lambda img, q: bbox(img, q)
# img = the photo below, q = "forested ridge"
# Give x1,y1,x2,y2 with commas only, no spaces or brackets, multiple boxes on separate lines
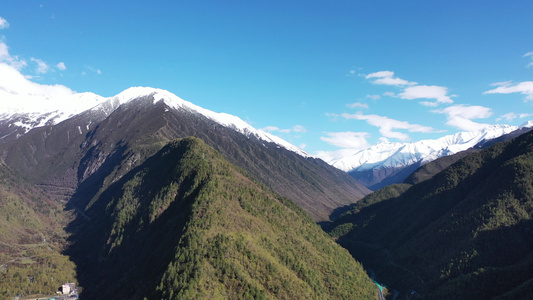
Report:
329,130,533,299
69,137,376,299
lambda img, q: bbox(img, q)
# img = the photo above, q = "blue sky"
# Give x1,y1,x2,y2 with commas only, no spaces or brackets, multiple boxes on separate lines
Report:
1,1,532,157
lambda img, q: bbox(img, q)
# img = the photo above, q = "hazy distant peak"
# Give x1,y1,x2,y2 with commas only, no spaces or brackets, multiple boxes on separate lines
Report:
520,120,533,128
327,124,524,172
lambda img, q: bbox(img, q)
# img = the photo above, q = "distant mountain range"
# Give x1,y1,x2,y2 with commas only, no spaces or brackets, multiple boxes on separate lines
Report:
324,122,533,190
328,129,533,299
2,83,532,298
3,85,530,196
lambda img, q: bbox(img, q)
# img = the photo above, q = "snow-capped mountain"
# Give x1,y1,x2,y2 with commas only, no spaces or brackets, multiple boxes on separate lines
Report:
328,124,528,172
0,86,309,158
0,86,368,221
324,122,533,190
0,92,106,134
110,87,310,157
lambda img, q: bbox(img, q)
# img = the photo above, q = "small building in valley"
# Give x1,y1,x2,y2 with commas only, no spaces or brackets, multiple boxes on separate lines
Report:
59,282,76,295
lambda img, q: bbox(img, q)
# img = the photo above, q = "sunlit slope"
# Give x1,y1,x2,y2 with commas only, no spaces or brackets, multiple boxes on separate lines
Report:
0,160,76,297
71,137,376,299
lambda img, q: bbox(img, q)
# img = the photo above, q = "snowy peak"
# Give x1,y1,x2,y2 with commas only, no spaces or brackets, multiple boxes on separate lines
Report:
0,90,106,134
328,124,522,172
520,120,533,129
110,87,311,158
0,86,310,158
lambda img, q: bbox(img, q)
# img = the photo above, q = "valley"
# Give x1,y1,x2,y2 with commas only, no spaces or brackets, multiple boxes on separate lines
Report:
1,2,532,299
328,129,533,299
0,87,532,299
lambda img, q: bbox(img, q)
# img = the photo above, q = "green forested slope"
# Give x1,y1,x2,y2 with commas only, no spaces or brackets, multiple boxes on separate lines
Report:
0,160,76,298
71,137,376,299
329,130,533,299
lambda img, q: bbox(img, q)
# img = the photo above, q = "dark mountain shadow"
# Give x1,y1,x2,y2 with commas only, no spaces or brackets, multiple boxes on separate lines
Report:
65,142,128,211
431,219,533,300
65,142,200,299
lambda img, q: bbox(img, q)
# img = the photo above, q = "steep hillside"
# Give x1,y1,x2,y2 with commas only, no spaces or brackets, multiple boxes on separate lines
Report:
68,137,377,299
403,148,479,185
0,160,76,297
329,130,533,299
0,90,369,221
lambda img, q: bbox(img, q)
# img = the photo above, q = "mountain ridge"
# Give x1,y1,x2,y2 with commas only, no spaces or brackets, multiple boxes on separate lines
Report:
0,86,310,158
324,123,533,190
69,137,377,299
328,123,531,172
0,90,369,221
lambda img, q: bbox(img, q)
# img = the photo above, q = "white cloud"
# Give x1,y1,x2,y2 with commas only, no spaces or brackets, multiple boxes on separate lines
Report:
524,51,533,68
340,112,435,141
497,112,533,121
292,125,307,133
490,81,512,87
320,131,370,149
30,57,50,74
261,125,307,134
433,104,492,131
56,62,66,71
497,112,518,122
419,101,439,107
85,65,102,75
0,42,27,70
364,70,454,106
399,85,454,106
346,69,356,76
262,126,280,132
366,71,417,86
0,62,77,113
325,112,340,121
483,81,533,102
366,94,381,100
0,17,9,29
0,63,74,96
315,148,362,164
346,102,369,109
316,132,373,163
